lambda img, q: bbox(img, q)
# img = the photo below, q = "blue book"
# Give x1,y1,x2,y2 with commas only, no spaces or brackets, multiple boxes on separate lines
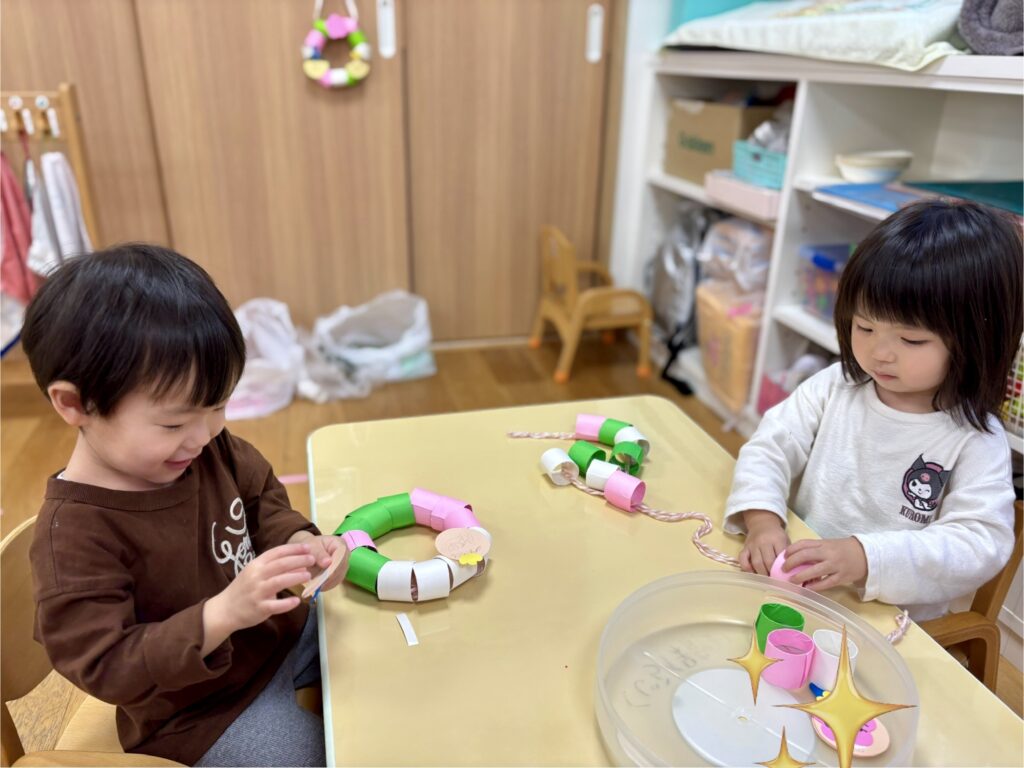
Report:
815,184,924,213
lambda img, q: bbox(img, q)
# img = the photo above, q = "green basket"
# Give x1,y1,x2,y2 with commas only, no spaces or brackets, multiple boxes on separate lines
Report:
733,140,787,190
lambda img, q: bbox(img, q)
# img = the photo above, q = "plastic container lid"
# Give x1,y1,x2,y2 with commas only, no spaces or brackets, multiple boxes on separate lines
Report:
595,570,918,766
798,243,854,274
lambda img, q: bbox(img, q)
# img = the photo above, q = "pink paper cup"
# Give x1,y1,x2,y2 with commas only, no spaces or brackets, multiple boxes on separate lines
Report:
575,413,606,442
604,470,645,511
762,628,814,690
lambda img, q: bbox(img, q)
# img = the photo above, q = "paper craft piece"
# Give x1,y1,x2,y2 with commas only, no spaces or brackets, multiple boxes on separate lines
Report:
611,441,644,476
575,413,606,441
762,628,814,690
413,558,452,601
435,527,491,561
809,629,859,691
812,710,891,758
396,612,419,646
598,417,632,446
333,489,491,602
755,603,805,652
377,559,416,601
585,458,619,491
613,425,650,458
301,545,349,599
302,11,371,89
541,447,579,485
604,470,646,511
568,440,606,474
770,550,813,584
436,554,484,589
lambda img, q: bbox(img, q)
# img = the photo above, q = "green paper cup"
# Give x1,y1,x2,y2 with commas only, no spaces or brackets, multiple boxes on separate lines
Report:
378,492,416,529
568,440,606,475
755,602,805,652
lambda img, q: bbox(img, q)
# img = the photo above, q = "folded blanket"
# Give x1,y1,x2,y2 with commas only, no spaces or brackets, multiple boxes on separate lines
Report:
959,0,1023,55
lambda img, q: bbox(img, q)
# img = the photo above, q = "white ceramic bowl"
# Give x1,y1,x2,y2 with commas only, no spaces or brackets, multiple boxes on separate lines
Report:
835,150,913,184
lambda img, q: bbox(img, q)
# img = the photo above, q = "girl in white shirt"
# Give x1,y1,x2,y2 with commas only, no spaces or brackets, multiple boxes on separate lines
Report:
725,199,1022,619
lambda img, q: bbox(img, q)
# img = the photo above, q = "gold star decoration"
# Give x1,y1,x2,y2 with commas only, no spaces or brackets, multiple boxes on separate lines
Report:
757,727,814,768
776,625,914,768
728,628,779,705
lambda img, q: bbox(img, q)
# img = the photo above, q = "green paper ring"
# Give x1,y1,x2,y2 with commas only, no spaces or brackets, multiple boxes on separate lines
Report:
598,418,632,446
568,440,606,475
611,441,644,476
346,546,389,592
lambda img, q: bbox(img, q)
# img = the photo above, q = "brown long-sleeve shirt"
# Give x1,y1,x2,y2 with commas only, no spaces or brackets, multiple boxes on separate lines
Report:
30,430,319,765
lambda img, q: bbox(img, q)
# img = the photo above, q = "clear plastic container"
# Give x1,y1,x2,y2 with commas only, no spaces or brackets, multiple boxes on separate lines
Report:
595,571,919,766
798,243,853,322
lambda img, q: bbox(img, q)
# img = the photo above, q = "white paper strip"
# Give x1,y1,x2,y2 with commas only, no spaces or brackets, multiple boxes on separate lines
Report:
614,426,650,458
585,458,619,491
396,613,419,646
435,555,479,589
541,447,578,485
377,560,415,602
470,526,492,544
413,558,452,601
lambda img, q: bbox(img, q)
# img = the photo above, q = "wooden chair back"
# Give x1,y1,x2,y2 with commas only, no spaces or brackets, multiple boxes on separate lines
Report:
1,516,52,765
972,499,1024,622
539,225,578,312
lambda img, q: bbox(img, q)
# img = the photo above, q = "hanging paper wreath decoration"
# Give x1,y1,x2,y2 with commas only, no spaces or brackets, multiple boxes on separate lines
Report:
302,13,371,88
333,489,491,602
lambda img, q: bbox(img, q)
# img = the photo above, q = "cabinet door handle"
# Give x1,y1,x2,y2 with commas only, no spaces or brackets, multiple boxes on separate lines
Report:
377,0,396,59
586,3,604,63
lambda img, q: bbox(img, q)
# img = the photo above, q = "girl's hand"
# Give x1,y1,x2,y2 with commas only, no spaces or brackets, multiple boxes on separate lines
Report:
739,510,790,575
209,543,314,633
783,537,868,592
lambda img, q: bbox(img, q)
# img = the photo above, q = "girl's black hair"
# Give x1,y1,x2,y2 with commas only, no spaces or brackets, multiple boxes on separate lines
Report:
22,244,246,416
834,199,1023,432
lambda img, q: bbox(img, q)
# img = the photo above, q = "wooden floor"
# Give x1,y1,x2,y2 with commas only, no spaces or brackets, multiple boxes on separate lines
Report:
2,340,1021,754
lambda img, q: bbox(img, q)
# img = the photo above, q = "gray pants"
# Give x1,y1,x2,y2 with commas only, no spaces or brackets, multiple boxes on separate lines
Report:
197,609,325,767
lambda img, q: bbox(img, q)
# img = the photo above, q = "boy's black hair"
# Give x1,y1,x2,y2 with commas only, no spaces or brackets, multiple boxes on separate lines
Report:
21,244,246,416
834,199,1023,432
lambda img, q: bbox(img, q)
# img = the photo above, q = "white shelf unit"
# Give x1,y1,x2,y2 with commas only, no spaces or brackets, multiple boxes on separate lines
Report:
609,33,1023,450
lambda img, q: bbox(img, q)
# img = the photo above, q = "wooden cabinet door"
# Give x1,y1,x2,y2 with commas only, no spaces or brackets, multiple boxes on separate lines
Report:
136,0,409,325
1,0,169,245
406,0,611,339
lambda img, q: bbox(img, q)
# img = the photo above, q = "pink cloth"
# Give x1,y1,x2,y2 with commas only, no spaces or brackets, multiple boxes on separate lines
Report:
1,152,39,303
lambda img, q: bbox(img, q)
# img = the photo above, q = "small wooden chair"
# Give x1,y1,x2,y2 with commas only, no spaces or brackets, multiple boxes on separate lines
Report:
919,499,1024,692
528,226,653,383
2,517,182,767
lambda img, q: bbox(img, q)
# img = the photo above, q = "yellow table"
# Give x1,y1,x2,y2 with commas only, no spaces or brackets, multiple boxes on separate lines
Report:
308,396,1022,766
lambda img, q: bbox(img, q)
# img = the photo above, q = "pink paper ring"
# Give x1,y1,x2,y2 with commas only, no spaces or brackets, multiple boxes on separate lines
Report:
441,507,481,531
411,487,442,526
341,530,376,552
304,29,327,51
603,470,645,512
763,627,814,689
770,549,813,583
429,497,475,532
575,413,606,442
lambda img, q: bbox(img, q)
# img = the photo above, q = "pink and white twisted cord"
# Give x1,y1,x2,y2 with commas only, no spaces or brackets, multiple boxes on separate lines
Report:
886,610,911,644
563,472,741,568
507,430,577,440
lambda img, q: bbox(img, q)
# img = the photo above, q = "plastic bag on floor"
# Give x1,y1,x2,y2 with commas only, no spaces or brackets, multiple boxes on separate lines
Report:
226,299,303,420
311,290,436,387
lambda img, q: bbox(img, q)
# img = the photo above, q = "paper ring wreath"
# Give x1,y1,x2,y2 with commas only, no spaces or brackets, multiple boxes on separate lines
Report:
302,13,371,88
333,489,490,602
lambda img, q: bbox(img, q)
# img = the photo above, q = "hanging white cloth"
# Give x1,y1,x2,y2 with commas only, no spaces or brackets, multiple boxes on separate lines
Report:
27,152,93,276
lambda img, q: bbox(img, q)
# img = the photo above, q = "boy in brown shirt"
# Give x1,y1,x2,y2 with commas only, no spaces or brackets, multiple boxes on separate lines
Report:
22,244,347,766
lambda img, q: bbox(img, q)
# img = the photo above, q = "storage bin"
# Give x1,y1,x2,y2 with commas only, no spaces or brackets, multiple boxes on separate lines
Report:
696,280,762,413
664,100,774,184
705,171,781,221
1001,336,1024,438
798,243,854,321
733,140,787,190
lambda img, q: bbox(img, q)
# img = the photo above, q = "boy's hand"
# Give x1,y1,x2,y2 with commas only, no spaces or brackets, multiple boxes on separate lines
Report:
739,509,789,576
206,543,314,640
306,535,349,593
783,537,867,592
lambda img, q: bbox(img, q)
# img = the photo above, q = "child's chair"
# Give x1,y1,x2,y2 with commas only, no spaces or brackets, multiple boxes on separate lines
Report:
919,499,1024,692
529,226,652,383
1,517,183,767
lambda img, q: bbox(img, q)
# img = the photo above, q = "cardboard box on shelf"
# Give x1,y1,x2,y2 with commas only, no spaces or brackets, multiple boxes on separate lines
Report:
664,99,774,185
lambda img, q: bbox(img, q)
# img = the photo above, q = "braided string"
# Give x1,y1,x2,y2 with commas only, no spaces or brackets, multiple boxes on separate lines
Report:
507,430,577,440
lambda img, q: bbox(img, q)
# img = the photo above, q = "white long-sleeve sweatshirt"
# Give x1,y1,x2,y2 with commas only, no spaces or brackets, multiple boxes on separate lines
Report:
724,363,1015,621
